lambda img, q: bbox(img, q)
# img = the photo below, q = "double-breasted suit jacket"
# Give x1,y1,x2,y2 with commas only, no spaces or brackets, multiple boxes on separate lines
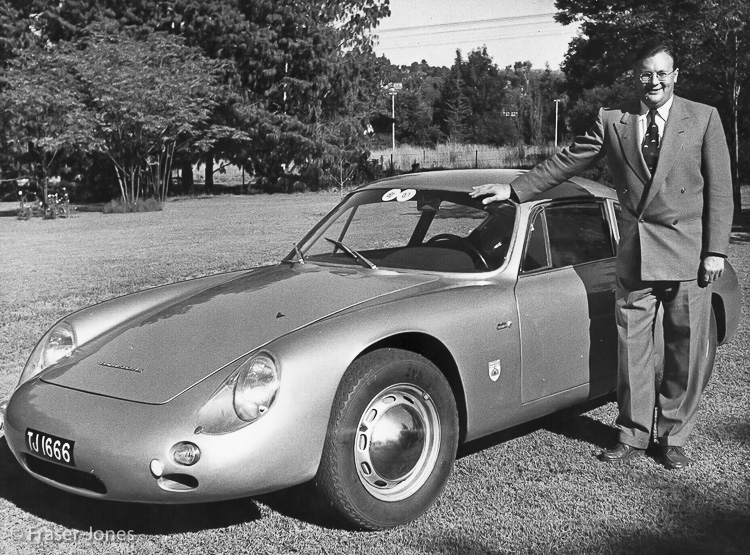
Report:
509,95,734,282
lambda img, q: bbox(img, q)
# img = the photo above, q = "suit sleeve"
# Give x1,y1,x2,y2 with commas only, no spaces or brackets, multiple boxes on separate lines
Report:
701,108,734,257
510,107,608,202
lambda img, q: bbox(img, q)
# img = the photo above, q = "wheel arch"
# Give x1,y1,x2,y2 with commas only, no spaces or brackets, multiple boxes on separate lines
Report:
358,333,468,445
711,292,727,344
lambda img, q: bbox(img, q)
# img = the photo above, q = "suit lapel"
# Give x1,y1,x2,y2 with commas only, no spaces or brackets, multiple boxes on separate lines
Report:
614,102,651,186
642,96,692,210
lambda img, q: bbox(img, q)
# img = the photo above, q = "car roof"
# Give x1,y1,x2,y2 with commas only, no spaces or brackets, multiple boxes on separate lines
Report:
358,169,617,202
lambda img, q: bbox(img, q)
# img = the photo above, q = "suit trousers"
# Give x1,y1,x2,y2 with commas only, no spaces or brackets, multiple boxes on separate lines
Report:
614,275,713,448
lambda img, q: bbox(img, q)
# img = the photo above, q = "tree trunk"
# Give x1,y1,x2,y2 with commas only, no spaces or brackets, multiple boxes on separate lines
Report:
205,151,214,195
731,86,741,226
730,51,741,226
181,156,194,196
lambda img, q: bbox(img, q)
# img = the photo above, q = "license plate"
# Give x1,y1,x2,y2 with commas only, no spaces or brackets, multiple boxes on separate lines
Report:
26,428,75,467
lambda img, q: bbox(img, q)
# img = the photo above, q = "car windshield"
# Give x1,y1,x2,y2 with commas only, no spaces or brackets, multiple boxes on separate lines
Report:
293,187,517,273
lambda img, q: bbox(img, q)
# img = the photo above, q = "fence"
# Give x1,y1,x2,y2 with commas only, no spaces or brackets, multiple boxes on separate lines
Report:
370,144,559,173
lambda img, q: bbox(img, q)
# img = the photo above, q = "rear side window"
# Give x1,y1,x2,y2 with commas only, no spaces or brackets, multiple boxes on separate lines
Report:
546,202,615,267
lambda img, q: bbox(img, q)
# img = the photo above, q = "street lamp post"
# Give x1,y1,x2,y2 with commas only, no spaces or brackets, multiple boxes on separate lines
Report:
385,82,402,161
390,89,396,152
553,99,561,149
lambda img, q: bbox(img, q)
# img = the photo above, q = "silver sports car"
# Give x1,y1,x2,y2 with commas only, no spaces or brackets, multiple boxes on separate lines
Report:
0,169,740,530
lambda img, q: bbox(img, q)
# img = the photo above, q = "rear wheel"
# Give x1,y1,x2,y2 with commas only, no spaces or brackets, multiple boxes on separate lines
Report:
315,348,459,530
702,307,718,389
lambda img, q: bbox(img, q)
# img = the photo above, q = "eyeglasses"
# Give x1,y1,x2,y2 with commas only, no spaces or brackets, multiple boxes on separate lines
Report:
638,69,678,83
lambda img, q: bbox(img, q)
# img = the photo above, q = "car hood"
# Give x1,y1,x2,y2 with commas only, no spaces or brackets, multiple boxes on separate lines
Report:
41,264,439,404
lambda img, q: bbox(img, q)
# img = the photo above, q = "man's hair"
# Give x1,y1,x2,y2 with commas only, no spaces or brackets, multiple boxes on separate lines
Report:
632,41,677,67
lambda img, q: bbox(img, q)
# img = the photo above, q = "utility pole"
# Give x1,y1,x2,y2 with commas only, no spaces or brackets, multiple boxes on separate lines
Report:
554,99,561,149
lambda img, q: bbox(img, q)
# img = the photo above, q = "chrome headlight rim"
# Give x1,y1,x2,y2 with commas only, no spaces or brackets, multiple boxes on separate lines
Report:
195,351,281,435
233,352,280,422
17,321,77,389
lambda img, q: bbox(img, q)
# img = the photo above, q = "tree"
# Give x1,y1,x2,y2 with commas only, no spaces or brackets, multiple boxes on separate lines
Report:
3,0,392,193
687,0,750,222
0,0,29,67
364,57,448,148
227,0,391,188
0,44,93,193
463,48,517,145
437,50,486,143
1,22,235,207
433,49,547,147
74,25,233,205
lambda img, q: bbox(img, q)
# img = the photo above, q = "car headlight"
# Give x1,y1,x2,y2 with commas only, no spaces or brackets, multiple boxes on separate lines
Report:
233,353,280,421
17,322,77,389
195,352,280,435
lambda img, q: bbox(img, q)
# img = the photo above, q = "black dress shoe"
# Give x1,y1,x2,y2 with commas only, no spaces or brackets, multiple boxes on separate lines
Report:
598,442,645,463
660,446,690,470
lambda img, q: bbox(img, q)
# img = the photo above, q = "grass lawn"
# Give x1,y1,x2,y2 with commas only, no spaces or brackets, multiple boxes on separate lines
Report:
0,190,748,555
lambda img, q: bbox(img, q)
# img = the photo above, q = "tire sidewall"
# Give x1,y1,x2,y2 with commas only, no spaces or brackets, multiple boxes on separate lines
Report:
321,349,458,529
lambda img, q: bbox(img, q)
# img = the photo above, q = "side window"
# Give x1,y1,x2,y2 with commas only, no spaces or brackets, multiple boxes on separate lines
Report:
522,210,550,272
545,202,615,267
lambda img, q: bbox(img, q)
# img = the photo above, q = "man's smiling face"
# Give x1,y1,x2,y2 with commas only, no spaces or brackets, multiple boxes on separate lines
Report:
635,51,678,109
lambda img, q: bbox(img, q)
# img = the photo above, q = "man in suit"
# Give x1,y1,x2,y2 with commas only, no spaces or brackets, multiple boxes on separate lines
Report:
470,41,733,469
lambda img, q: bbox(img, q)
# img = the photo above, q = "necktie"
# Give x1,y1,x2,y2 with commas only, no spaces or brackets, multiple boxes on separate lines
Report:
642,109,660,175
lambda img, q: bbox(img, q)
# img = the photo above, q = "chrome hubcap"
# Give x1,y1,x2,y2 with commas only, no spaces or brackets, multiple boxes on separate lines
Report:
354,383,440,501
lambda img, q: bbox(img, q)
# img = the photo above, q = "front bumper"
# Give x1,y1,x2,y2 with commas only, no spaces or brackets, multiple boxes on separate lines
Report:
3,375,330,504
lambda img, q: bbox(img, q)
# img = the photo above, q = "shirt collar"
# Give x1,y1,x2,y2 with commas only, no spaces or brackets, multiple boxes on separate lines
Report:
640,95,674,121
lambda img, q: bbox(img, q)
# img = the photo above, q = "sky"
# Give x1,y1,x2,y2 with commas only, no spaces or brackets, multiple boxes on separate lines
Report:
371,0,580,70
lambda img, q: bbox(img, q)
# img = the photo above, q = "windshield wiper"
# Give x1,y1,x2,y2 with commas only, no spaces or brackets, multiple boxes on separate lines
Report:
293,243,305,264
325,237,378,270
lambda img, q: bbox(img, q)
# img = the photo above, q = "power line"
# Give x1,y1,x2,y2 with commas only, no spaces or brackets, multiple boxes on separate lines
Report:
377,21,563,40
380,28,575,52
379,25,574,49
372,12,577,66
375,13,558,35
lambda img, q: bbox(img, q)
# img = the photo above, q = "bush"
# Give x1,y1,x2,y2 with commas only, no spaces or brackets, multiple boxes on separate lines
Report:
103,197,163,213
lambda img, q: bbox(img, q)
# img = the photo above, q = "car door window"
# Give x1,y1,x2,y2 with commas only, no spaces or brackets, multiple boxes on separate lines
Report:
522,210,550,272
545,202,615,267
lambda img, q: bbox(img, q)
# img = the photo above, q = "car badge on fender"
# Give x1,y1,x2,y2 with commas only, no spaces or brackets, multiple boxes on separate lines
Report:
99,361,143,373
488,359,501,382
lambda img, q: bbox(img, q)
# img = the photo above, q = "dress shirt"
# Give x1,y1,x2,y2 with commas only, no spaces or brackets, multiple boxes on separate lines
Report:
638,95,674,144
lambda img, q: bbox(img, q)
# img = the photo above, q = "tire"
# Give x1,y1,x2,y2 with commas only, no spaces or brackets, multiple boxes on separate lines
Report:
315,348,459,530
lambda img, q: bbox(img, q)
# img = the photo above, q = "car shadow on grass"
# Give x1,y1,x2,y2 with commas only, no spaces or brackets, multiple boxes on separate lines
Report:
255,482,352,530
458,397,618,459
259,401,622,531
0,438,261,534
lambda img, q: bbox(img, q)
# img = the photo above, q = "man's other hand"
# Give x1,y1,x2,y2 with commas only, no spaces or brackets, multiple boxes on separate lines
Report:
699,255,725,287
470,183,512,204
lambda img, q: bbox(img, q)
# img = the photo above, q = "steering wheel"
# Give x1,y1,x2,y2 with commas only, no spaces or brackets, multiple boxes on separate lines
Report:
425,233,489,270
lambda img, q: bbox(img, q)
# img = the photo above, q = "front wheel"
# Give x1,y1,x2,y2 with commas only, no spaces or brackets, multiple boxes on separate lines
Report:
315,348,459,530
